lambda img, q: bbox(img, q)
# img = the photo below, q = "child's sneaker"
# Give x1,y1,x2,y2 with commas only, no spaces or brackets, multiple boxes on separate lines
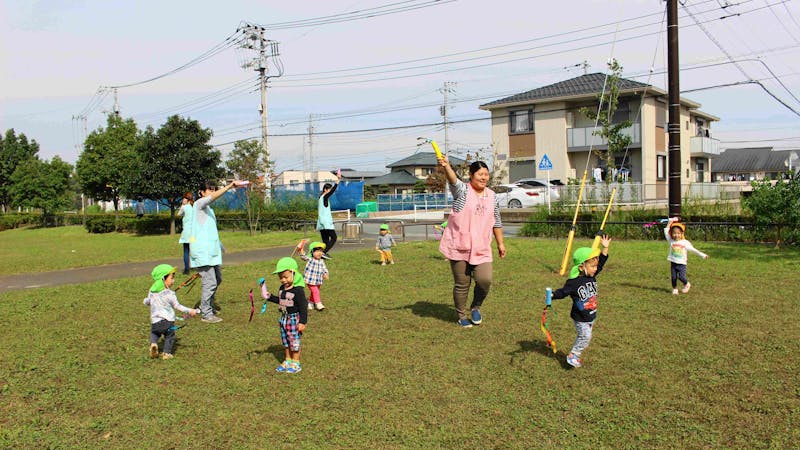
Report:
458,318,473,328
162,353,174,360
285,363,302,374
276,361,289,372
672,289,679,295
566,353,582,368
681,282,691,294
316,303,325,311
308,303,314,310
390,260,394,264
149,343,159,359
381,262,386,266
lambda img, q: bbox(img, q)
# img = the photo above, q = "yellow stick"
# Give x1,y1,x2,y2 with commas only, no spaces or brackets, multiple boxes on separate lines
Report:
592,187,617,251
559,170,588,275
430,140,443,160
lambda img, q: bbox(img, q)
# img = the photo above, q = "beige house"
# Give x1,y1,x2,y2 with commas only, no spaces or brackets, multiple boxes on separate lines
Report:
479,73,720,202
273,170,338,186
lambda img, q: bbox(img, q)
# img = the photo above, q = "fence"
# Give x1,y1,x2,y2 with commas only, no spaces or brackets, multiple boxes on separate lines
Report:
555,182,751,206
375,193,450,211
273,181,364,211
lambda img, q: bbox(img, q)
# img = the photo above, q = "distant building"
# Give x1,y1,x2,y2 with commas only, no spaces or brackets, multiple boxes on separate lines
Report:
273,170,337,186
365,152,466,195
711,147,799,182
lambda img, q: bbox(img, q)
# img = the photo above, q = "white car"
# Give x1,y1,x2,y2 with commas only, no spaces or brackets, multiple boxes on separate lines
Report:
512,178,562,201
492,184,544,208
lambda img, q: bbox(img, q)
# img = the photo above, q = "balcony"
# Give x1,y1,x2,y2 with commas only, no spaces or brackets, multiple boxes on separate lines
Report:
690,136,720,157
567,123,641,151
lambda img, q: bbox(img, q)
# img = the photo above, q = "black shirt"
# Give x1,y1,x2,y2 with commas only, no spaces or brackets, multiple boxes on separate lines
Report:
552,253,608,322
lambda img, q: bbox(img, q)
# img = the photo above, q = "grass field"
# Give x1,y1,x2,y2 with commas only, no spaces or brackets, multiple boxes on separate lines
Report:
0,226,305,275
1,234,798,448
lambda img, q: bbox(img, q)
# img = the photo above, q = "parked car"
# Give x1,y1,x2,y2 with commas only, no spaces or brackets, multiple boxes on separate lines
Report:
511,178,561,200
493,184,544,208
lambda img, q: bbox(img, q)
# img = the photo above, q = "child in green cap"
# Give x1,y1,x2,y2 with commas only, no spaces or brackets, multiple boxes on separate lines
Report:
375,223,396,265
143,264,199,360
551,235,611,368
259,257,309,373
299,241,329,310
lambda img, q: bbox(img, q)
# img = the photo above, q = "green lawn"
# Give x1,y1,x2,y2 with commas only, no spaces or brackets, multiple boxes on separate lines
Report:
1,237,798,448
0,226,305,275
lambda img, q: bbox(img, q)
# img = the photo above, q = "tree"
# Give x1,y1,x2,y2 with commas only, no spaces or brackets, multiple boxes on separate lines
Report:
8,156,73,218
0,129,40,212
580,59,633,183
126,115,224,234
225,139,270,235
742,172,800,247
75,114,140,215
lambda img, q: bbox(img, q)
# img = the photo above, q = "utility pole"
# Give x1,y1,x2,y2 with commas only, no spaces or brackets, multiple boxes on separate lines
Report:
239,24,282,199
439,81,456,157
112,88,120,117
307,114,315,182
667,0,682,219
582,60,590,75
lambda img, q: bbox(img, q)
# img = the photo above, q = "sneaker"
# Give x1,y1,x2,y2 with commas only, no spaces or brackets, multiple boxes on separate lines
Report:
285,363,302,374
316,303,325,311
681,282,691,294
672,289,679,295
390,260,394,265
470,309,482,325
381,262,386,266
458,318,473,328
308,304,314,310
162,353,174,360
201,315,223,324
149,343,159,359
276,361,289,373
566,353,582,368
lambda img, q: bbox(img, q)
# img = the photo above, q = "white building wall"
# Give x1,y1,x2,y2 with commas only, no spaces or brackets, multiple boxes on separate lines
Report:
534,101,568,181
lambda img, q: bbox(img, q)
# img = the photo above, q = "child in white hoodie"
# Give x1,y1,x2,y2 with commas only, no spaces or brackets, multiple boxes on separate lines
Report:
664,218,709,295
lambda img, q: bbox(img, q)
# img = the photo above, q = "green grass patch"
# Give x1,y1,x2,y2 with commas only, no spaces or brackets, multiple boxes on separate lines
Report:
0,226,304,275
1,239,799,448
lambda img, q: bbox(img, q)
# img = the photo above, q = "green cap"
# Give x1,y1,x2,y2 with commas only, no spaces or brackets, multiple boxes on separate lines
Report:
150,264,176,292
309,241,326,251
380,224,389,230
272,257,305,288
569,247,601,279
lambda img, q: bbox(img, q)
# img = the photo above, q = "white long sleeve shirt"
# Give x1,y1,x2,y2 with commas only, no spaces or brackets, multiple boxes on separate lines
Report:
143,289,196,324
664,227,707,265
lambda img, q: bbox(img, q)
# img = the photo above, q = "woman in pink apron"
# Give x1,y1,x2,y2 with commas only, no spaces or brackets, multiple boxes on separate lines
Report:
438,157,506,328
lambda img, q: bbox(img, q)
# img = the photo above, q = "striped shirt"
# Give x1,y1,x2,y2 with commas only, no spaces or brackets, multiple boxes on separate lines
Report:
449,180,502,228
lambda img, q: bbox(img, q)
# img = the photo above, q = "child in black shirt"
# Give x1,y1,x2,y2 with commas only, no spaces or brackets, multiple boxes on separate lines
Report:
260,257,309,374
552,235,611,368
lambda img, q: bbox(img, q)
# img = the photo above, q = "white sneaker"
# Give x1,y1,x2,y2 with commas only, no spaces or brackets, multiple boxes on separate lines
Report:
381,262,386,266
308,304,314,310
316,303,325,311
201,315,223,323
390,260,394,265
682,283,691,294
672,289,679,295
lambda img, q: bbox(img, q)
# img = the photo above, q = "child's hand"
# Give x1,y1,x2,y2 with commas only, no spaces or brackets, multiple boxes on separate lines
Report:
258,277,265,286
600,234,612,248
188,309,198,317
704,255,709,260
298,323,306,333
323,273,329,280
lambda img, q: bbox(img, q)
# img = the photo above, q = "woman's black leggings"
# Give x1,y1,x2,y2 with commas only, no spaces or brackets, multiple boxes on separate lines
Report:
320,229,337,253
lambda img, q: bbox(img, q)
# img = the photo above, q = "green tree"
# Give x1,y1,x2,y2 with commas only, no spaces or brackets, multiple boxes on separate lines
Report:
225,139,270,235
8,156,73,218
742,172,800,247
580,59,633,183
0,129,40,212
75,114,140,215
126,115,224,234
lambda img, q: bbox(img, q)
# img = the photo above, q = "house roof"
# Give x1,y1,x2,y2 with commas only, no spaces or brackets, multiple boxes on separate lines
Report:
712,147,798,173
340,170,384,179
364,170,419,186
387,152,466,168
479,72,708,112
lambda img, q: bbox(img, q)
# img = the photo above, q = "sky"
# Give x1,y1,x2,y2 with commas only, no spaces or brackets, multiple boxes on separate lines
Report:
2,0,799,175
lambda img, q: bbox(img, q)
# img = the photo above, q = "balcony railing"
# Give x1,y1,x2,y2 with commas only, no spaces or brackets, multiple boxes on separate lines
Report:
690,136,721,157
567,123,641,149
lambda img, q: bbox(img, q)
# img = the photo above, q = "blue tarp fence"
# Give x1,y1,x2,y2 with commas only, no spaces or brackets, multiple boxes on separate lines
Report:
273,181,364,211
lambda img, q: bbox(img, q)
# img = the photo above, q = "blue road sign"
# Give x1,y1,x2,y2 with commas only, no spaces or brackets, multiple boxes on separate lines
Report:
538,154,553,171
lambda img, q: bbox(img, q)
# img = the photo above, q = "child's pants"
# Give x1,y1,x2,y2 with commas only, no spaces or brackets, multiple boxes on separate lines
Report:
670,262,688,288
571,320,594,357
150,319,177,354
308,284,322,305
449,260,492,320
378,249,394,263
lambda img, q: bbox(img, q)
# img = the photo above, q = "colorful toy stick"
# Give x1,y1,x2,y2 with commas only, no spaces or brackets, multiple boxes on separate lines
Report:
259,278,268,314
559,169,588,275
430,140,443,160
540,287,557,353
248,289,255,323
290,239,307,257
174,273,200,292
591,187,617,251
336,168,341,177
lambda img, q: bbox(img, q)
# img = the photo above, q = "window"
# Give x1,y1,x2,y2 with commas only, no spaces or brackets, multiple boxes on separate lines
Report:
657,155,666,180
510,109,534,134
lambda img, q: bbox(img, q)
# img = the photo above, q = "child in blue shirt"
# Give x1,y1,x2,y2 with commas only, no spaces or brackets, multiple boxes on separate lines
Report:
552,235,611,368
